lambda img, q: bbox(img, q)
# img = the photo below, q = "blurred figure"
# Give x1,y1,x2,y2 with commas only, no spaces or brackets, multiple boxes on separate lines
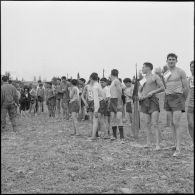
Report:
37,83,45,113
187,61,194,147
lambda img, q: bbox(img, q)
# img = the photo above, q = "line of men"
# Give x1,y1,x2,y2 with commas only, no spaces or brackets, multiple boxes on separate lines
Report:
1,53,194,157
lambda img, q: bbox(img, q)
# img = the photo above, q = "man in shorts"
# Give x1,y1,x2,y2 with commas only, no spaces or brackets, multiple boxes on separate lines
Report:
123,78,134,134
100,77,111,138
109,69,124,142
61,76,70,120
78,78,87,120
164,53,188,156
69,79,80,135
139,62,165,150
89,73,107,141
55,78,63,118
187,61,194,147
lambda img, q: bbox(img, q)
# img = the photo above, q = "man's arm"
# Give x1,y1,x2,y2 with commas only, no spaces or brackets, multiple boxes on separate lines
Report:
93,86,100,113
81,86,88,106
146,75,165,98
180,70,189,100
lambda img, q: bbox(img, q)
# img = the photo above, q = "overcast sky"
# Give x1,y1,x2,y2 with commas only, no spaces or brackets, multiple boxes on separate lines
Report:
1,1,194,81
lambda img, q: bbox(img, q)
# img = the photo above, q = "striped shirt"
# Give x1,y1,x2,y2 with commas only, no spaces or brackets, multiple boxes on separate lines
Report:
188,76,194,108
165,67,186,95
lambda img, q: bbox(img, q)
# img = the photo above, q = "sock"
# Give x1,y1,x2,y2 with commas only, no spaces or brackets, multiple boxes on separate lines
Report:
118,126,124,139
112,126,117,138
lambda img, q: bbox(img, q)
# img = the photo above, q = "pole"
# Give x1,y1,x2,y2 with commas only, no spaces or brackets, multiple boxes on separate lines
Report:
132,63,140,139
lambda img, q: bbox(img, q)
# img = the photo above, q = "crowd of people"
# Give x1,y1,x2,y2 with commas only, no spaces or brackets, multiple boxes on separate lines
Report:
1,53,194,157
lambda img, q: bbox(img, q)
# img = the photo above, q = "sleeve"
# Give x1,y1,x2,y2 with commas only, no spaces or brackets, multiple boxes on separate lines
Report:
93,86,100,112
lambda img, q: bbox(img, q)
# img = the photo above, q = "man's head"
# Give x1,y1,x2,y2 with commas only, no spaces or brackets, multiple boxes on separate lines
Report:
61,76,66,82
89,73,98,85
39,83,43,88
190,61,194,76
100,77,107,88
38,80,42,84
2,75,9,82
166,53,178,68
123,78,132,87
56,78,61,84
142,62,153,74
66,79,72,87
70,79,78,86
111,69,119,81
47,82,52,88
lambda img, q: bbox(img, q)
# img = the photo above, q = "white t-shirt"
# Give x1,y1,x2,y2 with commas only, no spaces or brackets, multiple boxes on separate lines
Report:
102,86,111,100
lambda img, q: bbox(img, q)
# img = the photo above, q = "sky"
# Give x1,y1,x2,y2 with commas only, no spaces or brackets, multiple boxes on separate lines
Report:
1,1,194,81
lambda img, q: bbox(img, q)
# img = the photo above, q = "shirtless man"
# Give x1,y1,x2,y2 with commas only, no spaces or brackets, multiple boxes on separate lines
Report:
187,61,194,147
109,69,124,142
163,53,188,156
139,62,165,150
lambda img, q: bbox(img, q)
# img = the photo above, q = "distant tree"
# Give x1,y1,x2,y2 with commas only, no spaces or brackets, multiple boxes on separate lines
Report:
22,77,24,82
33,76,36,82
15,77,18,81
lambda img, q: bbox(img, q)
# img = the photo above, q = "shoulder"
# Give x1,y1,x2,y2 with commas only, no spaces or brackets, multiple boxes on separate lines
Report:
176,67,186,75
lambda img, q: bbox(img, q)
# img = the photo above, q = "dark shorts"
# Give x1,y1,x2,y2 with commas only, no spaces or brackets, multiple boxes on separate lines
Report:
140,96,160,114
104,100,111,116
70,101,80,113
126,102,132,113
98,100,107,114
164,93,185,112
87,100,94,113
109,98,123,113
187,106,194,114
56,93,63,100
37,96,44,102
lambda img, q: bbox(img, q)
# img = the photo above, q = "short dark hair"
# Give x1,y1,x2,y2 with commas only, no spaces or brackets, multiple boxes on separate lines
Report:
167,53,178,60
67,79,72,82
100,77,107,82
8,80,12,84
71,79,78,86
123,78,131,83
190,61,194,67
47,82,52,86
38,80,42,83
2,76,9,82
111,69,119,77
56,78,61,81
119,78,122,83
61,76,66,80
79,78,86,83
90,73,98,81
144,62,153,70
